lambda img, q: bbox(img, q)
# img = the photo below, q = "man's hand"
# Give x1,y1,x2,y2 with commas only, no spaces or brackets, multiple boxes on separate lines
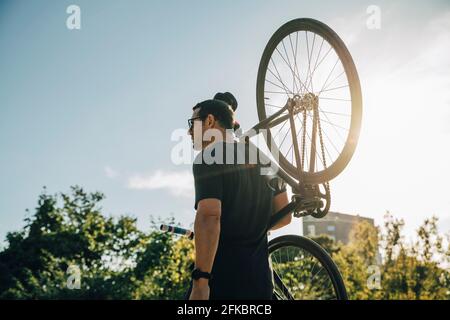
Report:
189,280,210,300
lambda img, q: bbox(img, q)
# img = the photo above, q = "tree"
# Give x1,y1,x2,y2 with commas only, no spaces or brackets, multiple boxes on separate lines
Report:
1,186,449,300
380,213,449,299
331,220,380,299
0,186,147,299
0,186,194,300
132,220,194,299
331,212,450,300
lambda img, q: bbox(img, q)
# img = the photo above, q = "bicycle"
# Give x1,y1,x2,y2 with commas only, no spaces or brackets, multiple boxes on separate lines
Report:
163,18,362,300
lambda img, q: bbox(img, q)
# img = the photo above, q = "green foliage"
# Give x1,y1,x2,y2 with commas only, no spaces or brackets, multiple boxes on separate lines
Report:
1,186,448,300
272,255,336,300
132,218,194,299
0,186,193,299
379,213,450,299
331,220,381,299
330,211,450,300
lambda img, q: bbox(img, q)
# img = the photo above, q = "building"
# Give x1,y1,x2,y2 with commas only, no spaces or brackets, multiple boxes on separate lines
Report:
302,211,375,245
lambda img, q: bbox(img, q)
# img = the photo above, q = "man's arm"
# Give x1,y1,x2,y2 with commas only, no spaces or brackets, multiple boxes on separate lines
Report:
190,198,221,300
270,191,292,231
194,198,221,272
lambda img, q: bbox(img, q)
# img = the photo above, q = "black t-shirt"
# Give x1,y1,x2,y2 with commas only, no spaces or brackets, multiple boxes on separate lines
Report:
193,140,285,299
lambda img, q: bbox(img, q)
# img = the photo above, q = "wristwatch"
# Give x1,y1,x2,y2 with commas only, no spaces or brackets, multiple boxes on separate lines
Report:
191,268,213,281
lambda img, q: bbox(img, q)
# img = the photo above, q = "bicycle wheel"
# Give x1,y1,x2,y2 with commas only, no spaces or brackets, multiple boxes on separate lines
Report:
268,235,348,300
257,18,362,184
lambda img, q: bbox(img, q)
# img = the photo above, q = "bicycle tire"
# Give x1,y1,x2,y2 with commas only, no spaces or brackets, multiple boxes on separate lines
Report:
268,235,348,300
257,18,362,184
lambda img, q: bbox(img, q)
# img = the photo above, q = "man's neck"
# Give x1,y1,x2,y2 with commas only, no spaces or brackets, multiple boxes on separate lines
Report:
203,129,235,150
212,129,235,144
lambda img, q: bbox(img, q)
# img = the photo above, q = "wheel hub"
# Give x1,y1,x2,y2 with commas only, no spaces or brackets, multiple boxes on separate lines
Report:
293,93,318,112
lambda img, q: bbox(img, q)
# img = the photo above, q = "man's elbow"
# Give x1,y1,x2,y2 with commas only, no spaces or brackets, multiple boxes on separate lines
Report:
195,211,221,236
195,198,222,225
196,206,221,220
197,212,221,225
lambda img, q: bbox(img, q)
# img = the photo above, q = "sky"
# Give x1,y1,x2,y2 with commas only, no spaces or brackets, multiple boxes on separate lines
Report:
1,0,449,245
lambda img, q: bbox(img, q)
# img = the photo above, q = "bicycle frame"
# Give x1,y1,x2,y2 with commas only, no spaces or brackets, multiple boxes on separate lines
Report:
236,98,322,229
237,97,320,189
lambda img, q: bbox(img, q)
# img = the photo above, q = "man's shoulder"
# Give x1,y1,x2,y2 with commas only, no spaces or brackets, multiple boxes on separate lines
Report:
193,141,233,165
193,140,269,169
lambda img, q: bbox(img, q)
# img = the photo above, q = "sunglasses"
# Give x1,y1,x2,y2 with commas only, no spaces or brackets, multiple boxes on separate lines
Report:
187,116,204,130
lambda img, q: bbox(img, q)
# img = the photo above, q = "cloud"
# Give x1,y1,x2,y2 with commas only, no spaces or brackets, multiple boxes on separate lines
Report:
438,216,450,234
127,170,194,198
104,165,119,179
403,11,450,74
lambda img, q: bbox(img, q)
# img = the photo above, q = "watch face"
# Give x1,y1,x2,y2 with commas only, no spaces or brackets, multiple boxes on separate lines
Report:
192,269,200,279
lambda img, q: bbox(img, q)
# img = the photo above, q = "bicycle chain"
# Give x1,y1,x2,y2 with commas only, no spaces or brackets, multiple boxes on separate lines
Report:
293,102,330,218
315,106,331,202
301,110,307,172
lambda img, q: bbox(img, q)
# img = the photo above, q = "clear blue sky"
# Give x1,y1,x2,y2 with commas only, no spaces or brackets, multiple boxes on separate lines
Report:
1,0,449,244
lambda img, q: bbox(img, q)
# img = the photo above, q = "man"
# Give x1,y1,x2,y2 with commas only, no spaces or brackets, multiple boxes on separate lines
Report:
186,96,292,300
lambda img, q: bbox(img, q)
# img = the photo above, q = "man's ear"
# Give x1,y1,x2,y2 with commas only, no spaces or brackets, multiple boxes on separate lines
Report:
205,114,215,128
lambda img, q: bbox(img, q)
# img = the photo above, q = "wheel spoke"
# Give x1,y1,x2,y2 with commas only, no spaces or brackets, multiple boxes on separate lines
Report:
281,39,299,94
319,122,342,155
269,57,295,93
270,242,342,300
308,111,347,149
319,97,351,102
278,125,291,150
318,108,347,145
314,113,349,131
317,58,340,96
316,70,346,95
306,32,316,92
273,119,289,140
266,103,284,109
288,33,302,95
307,45,333,84
265,78,293,95
304,124,326,170
285,114,306,163
268,59,294,96
275,47,309,93
319,109,350,117
264,90,289,95
305,32,312,92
